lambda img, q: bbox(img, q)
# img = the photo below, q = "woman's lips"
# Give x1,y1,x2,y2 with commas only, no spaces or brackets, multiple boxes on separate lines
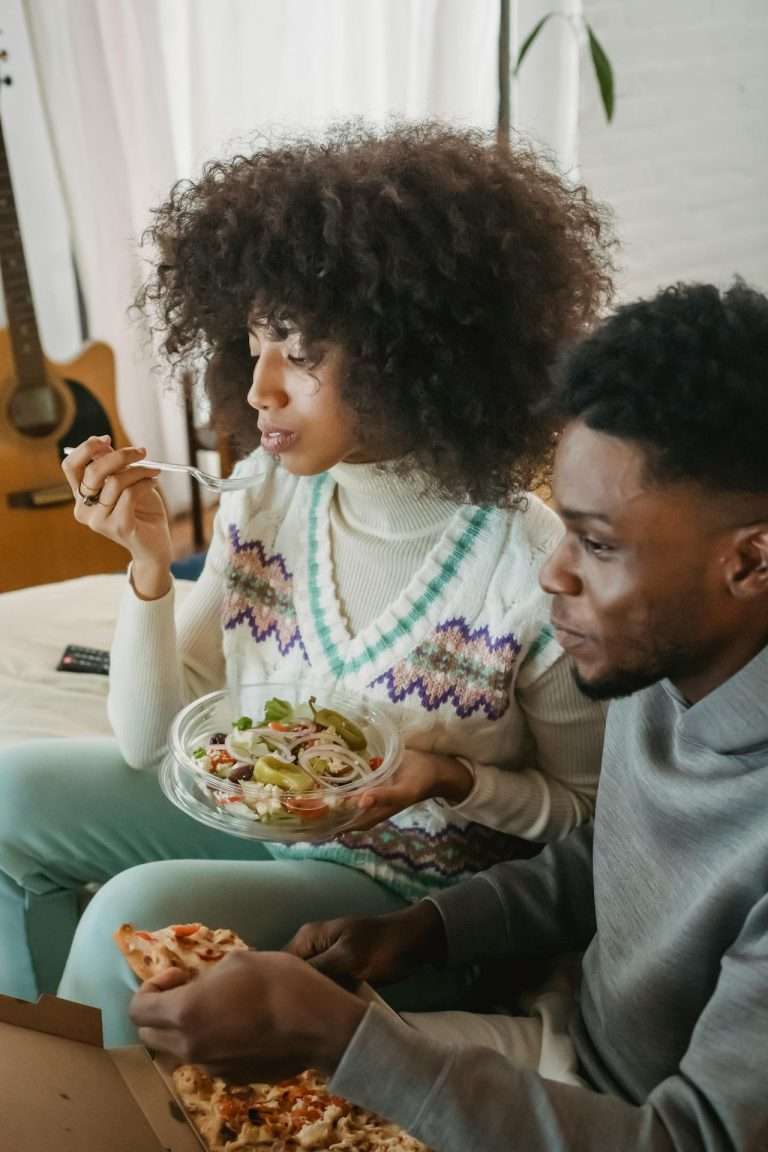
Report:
259,428,297,454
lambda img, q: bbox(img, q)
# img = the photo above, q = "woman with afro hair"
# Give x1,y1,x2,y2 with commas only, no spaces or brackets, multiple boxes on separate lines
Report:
1,123,613,1042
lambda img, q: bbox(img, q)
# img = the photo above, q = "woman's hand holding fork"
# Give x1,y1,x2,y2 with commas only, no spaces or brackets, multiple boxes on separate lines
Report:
61,435,173,600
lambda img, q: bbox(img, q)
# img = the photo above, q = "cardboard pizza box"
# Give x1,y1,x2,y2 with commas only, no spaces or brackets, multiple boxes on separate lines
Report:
0,983,394,1152
0,991,204,1151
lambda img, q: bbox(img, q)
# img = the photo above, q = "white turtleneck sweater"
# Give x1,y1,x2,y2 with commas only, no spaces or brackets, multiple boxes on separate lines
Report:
109,451,604,900
328,461,458,635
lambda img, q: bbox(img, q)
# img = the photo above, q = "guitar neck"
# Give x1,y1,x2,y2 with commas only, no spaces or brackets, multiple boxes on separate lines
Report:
0,112,46,391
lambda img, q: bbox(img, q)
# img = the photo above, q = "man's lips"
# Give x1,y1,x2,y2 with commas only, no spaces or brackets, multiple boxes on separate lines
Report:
550,616,585,639
551,616,593,651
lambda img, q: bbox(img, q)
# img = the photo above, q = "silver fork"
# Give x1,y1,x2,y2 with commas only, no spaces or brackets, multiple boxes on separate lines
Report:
63,447,262,493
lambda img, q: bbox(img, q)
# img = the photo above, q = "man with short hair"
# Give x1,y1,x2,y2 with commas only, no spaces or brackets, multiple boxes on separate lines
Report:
132,281,768,1152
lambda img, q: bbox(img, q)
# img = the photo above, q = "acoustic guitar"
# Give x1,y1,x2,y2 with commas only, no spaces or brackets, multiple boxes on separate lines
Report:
0,53,129,592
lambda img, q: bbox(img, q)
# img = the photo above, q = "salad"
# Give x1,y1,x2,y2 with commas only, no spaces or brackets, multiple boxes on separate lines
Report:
192,696,384,824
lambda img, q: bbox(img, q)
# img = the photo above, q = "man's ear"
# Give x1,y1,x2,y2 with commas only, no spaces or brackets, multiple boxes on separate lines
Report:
724,524,768,600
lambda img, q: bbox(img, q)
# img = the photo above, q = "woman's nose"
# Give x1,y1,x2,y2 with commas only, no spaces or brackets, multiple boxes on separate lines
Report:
246,347,288,410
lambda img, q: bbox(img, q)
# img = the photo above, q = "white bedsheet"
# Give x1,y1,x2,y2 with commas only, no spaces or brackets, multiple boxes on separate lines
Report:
0,574,193,747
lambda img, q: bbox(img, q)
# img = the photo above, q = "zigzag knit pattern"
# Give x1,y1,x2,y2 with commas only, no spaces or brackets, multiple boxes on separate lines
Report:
269,819,539,902
371,617,521,720
222,526,308,660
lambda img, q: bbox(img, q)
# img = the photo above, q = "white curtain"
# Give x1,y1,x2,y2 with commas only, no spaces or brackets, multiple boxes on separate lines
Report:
8,0,580,511
23,0,189,508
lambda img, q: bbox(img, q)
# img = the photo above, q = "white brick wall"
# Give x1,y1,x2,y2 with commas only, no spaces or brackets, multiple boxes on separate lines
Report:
578,0,768,300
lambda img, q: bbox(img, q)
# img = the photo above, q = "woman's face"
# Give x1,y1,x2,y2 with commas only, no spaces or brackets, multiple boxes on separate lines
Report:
246,326,369,474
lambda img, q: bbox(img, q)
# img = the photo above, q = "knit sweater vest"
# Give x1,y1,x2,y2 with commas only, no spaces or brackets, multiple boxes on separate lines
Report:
109,451,601,901
217,453,563,899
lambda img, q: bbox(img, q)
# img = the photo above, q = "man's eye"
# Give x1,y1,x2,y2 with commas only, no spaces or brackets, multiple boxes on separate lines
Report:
288,355,309,366
581,537,613,556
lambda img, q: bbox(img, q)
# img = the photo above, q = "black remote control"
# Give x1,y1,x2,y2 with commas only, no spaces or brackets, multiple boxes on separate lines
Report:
57,644,111,675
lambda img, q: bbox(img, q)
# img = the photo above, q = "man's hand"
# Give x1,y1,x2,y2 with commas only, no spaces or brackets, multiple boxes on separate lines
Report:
129,951,366,1082
285,902,448,985
345,750,473,831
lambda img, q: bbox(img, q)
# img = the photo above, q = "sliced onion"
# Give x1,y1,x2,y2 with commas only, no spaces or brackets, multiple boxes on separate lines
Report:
210,721,376,794
284,729,326,751
296,743,372,787
224,730,293,763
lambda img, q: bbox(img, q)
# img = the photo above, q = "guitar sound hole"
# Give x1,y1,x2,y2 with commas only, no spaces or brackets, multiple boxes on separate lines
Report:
7,381,64,438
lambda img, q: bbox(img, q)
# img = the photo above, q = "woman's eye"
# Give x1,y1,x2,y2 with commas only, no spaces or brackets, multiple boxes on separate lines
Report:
288,354,309,367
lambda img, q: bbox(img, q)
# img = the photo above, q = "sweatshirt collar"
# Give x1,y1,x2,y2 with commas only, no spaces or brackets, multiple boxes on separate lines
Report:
665,640,768,755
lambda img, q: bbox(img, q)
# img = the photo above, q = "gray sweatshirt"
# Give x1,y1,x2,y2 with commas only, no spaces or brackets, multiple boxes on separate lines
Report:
331,643,768,1151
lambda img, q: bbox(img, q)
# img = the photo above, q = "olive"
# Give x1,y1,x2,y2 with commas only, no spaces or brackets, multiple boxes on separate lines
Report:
228,763,254,782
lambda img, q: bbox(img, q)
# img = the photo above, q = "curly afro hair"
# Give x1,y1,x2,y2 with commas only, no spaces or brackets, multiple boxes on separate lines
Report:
557,280,768,494
137,122,615,505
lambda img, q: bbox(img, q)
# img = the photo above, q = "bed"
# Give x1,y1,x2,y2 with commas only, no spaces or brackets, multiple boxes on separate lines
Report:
0,574,193,748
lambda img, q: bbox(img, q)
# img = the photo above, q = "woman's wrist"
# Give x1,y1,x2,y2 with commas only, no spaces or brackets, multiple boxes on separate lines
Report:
429,753,474,804
130,557,173,601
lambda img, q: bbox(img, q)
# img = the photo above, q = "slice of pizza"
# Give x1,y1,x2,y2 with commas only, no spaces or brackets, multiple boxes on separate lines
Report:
113,921,248,982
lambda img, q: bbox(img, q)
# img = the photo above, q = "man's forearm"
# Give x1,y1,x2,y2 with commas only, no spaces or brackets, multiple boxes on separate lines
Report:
430,823,597,967
331,1005,676,1152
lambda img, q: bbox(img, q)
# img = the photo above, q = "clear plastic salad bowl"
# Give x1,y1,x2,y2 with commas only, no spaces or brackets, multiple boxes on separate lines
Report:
159,682,403,843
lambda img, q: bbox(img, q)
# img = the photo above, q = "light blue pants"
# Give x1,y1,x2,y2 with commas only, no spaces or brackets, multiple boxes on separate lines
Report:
0,740,464,1046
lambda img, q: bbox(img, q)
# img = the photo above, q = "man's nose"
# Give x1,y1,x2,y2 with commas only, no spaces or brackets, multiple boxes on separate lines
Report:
540,539,581,596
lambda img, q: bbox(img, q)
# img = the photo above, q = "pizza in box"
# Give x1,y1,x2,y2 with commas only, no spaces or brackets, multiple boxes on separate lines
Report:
115,922,430,1152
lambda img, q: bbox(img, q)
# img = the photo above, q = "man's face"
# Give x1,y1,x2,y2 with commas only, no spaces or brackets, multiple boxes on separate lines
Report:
540,422,739,700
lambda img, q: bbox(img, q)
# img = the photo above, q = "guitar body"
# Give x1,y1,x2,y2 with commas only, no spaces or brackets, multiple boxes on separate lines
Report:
0,330,132,591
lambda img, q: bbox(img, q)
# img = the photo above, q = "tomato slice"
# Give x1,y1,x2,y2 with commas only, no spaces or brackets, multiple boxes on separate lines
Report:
282,796,329,820
172,923,202,938
209,749,236,768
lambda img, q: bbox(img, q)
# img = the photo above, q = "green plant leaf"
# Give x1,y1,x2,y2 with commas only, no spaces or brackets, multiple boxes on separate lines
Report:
586,23,615,122
513,13,555,77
